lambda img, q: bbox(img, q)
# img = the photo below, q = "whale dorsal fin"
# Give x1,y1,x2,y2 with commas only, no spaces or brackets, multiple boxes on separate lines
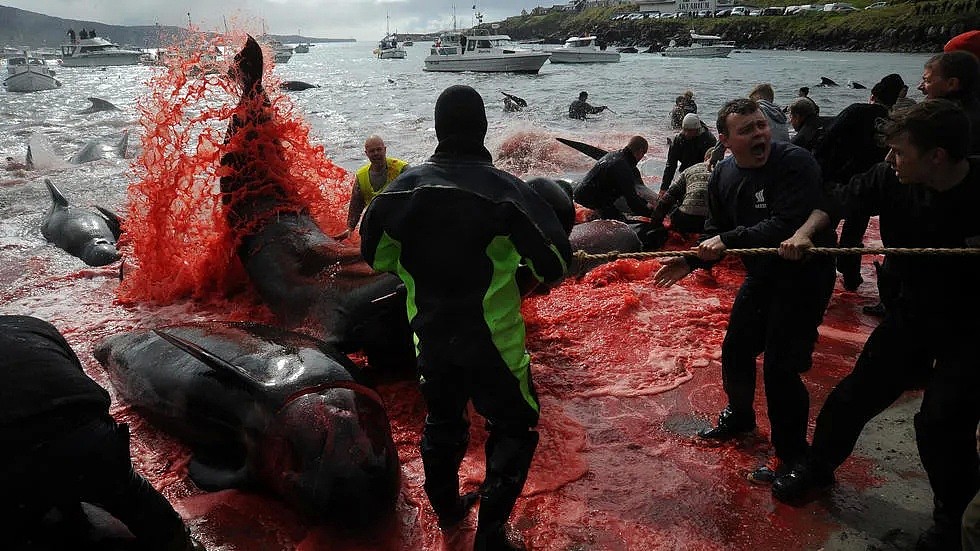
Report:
44,179,69,208
114,129,129,159
81,97,120,113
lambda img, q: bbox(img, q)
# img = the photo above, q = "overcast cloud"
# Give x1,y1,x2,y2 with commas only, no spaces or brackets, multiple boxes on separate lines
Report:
3,0,545,42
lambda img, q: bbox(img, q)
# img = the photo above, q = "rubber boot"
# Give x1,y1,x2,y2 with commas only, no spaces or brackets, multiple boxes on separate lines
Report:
473,429,538,551
421,419,472,527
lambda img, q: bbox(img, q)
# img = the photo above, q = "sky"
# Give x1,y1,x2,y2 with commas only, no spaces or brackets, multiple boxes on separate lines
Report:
4,0,552,42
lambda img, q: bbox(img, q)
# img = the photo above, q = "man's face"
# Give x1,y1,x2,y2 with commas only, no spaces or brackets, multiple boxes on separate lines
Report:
884,131,930,184
918,65,957,99
719,109,771,168
365,139,386,164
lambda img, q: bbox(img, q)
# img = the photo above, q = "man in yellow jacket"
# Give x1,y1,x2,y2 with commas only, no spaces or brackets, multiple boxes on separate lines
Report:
335,135,408,240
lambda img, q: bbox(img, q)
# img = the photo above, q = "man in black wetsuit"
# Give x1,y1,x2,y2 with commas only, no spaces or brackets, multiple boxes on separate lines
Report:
775,99,980,551
568,91,607,120
361,85,571,551
654,98,837,485
0,315,198,551
814,73,904,292
573,135,658,221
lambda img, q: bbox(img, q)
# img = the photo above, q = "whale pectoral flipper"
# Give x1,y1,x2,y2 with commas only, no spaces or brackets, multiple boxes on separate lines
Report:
556,137,609,161
95,206,123,240
154,330,266,398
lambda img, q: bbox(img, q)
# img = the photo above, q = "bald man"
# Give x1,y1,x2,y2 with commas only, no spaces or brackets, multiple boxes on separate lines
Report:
336,135,408,240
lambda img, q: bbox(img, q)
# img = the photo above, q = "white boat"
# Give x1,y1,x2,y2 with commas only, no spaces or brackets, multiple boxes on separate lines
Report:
3,54,62,92
549,36,620,64
375,34,407,59
59,36,142,67
424,29,551,74
293,43,310,54
662,31,736,58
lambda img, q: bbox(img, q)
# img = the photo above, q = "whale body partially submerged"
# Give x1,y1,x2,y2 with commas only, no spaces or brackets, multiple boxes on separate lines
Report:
94,321,401,524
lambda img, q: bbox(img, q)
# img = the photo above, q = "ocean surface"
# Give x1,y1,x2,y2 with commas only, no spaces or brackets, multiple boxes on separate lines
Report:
0,41,933,550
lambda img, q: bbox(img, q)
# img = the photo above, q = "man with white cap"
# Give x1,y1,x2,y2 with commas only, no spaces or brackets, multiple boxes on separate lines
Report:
660,112,717,194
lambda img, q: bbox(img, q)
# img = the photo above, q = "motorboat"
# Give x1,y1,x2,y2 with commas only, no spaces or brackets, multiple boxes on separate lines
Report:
293,42,310,54
3,54,61,92
375,14,406,59
402,40,414,47
376,34,407,59
424,28,551,74
662,31,736,58
549,36,620,64
59,36,142,67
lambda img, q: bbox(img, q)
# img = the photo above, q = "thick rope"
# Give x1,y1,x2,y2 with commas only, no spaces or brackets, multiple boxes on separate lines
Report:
574,246,980,264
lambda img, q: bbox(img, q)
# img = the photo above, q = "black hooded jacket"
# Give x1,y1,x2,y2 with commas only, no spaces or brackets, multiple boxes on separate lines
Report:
574,148,654,217
360,86,571,368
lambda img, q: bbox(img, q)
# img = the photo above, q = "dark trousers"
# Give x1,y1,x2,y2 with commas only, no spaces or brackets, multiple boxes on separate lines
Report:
810,314,980,531
1,416,190,551
668,210,706,234
417,346,540,535
836,214,871,283
721,261,835,464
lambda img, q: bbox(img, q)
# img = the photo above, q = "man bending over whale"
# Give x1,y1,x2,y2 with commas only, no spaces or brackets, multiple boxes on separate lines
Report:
361,85,571,551
0,315,199,550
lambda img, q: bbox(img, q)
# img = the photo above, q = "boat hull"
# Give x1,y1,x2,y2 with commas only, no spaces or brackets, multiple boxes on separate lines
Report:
549,50,620,63
423,52,550,73
3,70,61,92
661,46,735,58
378,48,407,59
60,54,142,67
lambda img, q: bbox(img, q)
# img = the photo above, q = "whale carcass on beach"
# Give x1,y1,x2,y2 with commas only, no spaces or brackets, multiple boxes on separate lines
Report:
94,321,401,524
41,178,123,266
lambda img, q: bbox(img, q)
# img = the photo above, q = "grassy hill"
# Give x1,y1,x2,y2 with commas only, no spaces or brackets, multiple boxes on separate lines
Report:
493,1,979,52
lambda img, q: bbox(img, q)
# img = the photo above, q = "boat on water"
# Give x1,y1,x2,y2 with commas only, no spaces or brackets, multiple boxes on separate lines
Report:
3,54,61,92
375,14,407,59
424,28,551,74
549,36,620,64
59,36,142,67
662,31,736,58
375,34,407,59
264,39,293,64
402,40,414,47
293,42,310,54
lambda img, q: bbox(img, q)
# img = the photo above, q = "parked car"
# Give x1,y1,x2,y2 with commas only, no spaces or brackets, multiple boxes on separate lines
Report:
762,6,786,15
865,1,888,7
730,6,752,15
715,8,733,16
824,2,858,11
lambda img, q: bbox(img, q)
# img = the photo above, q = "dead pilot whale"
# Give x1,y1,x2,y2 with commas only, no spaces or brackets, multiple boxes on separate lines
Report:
93,321,401,524
218,35,413,369
41,178,123,266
